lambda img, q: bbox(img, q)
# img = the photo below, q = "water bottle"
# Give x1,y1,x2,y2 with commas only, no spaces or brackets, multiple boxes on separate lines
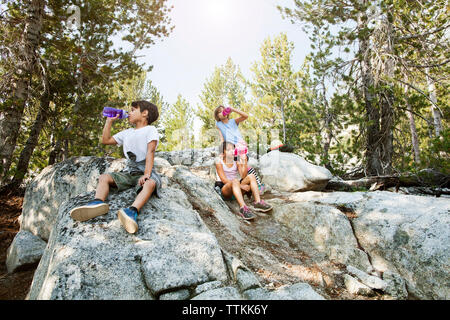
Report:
102,107,128,119
234,141,248,156
222,107,231,117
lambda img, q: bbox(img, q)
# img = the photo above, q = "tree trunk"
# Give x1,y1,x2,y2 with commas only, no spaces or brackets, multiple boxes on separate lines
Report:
358,5,382,176
426,69,442,137
48,137,62,165
0,0,45,185
280,100,286,144
321,77,332,170
379,12,395,174
404,86,421,164
10,91,51,186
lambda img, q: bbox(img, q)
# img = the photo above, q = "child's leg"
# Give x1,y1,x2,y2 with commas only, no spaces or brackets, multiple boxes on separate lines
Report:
221,180,246,208
131,179,156,211
70,173,115,221
240,174,261,203
95,173,116,201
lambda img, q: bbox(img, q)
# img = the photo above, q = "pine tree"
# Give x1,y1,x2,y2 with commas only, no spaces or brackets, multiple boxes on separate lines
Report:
161,94,193,151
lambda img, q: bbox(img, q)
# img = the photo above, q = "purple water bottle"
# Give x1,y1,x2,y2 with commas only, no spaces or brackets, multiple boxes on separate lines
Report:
222,107,231,117
102,107,128,119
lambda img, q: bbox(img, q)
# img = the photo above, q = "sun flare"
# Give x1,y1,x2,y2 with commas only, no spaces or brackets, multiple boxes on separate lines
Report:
202,0,232,22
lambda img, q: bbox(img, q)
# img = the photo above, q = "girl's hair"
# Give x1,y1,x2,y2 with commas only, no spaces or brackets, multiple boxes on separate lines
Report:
214,105,228,122
131,100,159,124
220,141,235,156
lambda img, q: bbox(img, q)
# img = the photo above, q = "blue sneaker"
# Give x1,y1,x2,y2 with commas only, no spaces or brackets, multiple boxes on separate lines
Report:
118,207,138,234
70,200,109,222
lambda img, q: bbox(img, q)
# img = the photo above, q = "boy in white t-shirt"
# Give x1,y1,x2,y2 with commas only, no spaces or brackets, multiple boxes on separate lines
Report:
69,100,161,234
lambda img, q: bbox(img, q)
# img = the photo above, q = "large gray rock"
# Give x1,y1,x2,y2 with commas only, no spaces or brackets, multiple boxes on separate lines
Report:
259,150,333,192
19,156,171,241
192,287,243,300
272,201,372,273
281,190,450,300
19,157,119,240
15,153,450,301
27,186,228,300
343,274,375,297
346,265,387,290
382,270,408,300
244,283,325,300
6,230,47,273
351,191,450,300
171,166,246,242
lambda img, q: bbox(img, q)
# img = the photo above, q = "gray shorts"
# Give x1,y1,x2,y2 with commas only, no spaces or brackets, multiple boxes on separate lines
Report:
109,169,162,198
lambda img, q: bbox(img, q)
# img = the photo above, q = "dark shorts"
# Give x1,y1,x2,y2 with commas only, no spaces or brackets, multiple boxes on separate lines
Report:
215,178,251,201
109,169,161,198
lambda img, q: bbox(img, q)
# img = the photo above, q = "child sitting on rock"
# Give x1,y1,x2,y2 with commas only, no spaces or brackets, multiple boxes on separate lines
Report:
215,141,272,220
69,100,161,234
214,105,265,194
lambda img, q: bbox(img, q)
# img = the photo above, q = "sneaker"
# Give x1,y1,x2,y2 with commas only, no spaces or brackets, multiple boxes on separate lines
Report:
238,205,256,220
253,200,272,213
70,200,109,222
118,207,138,234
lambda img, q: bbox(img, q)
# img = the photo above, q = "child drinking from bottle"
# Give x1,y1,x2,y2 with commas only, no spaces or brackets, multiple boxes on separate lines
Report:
215,142,272,221
214,106,248,156
69,101,161,234
214,105,265,194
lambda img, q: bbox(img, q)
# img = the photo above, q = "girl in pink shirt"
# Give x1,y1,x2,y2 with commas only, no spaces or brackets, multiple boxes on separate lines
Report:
215,142,272,220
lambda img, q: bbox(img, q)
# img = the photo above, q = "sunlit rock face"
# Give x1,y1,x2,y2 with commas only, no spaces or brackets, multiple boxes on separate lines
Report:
11,151,449,300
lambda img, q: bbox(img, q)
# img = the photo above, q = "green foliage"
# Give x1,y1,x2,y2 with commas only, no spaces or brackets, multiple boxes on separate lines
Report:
0,0,173,182
197,57,247,147
161,94,194,151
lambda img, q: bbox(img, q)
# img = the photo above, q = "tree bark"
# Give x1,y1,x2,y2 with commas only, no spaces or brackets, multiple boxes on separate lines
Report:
358,4,382,176
379,12,395,174
48,137,62,166
405,86,421,164
326,173,449,192
10,91,51,187
426,69,442,137
321,77,333,170
0,0,45,185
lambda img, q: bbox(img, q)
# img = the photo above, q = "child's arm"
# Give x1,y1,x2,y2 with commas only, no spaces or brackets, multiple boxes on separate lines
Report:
215,162,230,184
231,107,248,125
139,140,157,186
101,115,119,145
237,156,248,179
216,125,224,143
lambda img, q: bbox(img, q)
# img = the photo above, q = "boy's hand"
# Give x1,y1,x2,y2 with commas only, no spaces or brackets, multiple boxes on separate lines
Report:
106,114,120,123
139,174,151,186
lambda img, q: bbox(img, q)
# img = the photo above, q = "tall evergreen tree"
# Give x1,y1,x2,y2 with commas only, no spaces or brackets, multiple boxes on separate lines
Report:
161,94,193,151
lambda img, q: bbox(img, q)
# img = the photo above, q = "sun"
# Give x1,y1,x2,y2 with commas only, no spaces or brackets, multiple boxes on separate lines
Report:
203,0,232,21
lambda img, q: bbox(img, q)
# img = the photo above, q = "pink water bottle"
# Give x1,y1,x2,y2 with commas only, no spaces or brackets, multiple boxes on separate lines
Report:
234,141,248,156
222,107,231,117
102,107,128,119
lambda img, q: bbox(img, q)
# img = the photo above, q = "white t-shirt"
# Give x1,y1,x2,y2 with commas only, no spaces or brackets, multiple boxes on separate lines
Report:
113,125,159,162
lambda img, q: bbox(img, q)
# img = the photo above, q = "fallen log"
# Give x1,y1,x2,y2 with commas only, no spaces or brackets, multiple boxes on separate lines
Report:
326,176,403,192
326,171,450,194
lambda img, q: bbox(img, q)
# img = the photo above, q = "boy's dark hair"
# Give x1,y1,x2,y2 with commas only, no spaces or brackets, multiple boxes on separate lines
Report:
214,105,228,122
131,100,159,125
220,141,235,155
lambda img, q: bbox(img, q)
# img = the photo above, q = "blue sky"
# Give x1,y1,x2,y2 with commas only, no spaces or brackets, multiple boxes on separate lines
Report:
137,0,311,110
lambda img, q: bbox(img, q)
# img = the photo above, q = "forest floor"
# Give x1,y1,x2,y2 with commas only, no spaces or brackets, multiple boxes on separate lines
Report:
0,193,35,300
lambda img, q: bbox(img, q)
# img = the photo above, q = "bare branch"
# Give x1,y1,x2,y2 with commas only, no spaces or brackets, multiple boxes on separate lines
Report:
395,78,444,117
396,24,450,41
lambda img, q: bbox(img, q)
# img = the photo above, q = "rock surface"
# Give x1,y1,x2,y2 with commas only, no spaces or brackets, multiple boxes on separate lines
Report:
12,151,450,300
259,150,333,192
6,230,47,273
